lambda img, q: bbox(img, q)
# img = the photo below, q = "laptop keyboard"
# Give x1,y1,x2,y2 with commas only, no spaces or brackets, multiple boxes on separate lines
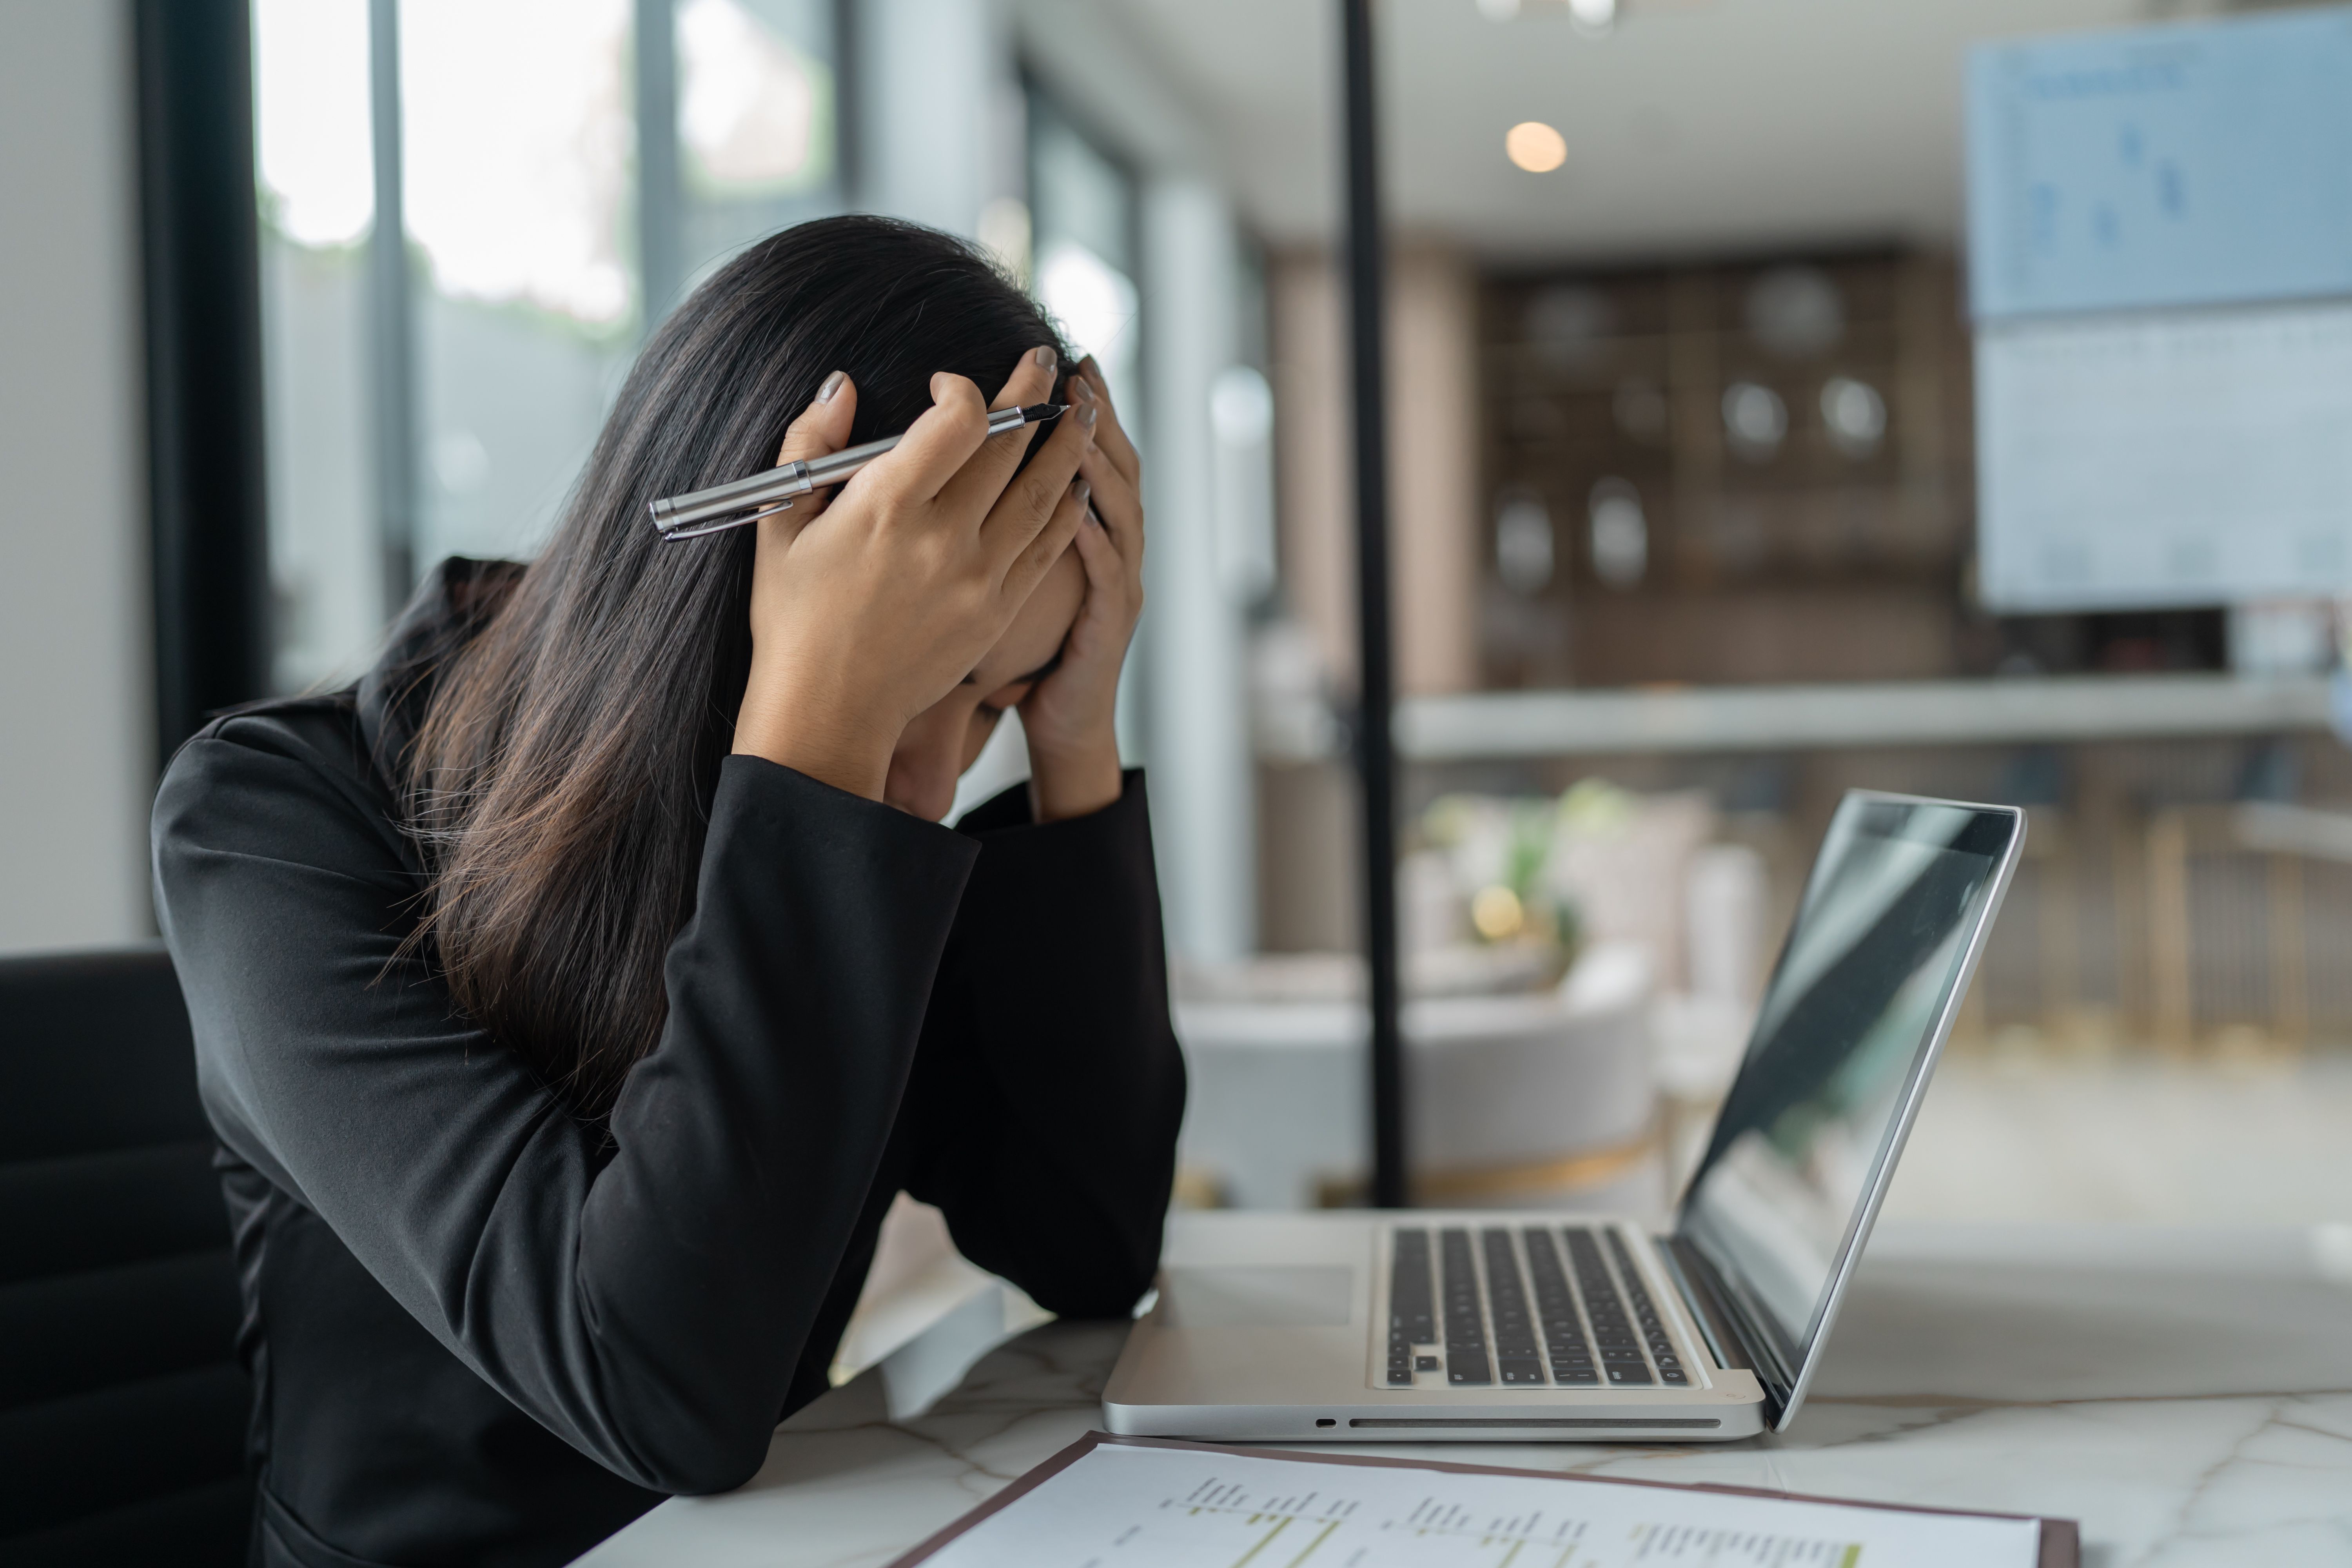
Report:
1386,1225,1691,1390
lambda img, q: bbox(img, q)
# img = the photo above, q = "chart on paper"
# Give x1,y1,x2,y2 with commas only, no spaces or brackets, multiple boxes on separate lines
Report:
918,1444,2043,1568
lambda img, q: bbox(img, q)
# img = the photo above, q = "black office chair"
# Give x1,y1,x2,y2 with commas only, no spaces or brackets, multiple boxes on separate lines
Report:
0,946,250,1565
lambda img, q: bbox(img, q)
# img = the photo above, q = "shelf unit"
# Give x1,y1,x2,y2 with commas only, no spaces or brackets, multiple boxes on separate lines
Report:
1390,673,2332,760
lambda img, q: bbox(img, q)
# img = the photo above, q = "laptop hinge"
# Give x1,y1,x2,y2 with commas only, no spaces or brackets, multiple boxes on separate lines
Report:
1657,1235,1787,1431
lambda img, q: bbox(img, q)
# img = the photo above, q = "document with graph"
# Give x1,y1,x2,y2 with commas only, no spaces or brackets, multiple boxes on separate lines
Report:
887,1434,2074,1567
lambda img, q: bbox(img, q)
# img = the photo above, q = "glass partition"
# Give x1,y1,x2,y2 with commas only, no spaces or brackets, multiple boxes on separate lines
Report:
1351,0,2352,1214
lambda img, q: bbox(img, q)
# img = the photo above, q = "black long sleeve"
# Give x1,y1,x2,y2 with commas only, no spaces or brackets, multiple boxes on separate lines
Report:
910,778,1187,1317
152,692,1183,1568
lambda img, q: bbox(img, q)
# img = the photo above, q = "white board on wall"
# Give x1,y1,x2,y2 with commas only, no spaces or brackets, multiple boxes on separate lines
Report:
1964,6,2352,614
1973,299,2352,613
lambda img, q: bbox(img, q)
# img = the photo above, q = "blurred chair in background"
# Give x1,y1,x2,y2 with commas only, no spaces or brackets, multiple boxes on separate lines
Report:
0,948,249,1565
1178,779,1776,1214
1174,941,1662,1214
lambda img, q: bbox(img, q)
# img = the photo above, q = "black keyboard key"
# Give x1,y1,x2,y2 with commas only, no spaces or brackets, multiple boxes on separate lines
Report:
1387,1367,1413,1385
1497,1359,1545,1385
1556,1367,1600,1385
1606,1363,1655,1385
1660,1367,1689,1385
1416,1355,1439,1372
1448,1355,1492,1385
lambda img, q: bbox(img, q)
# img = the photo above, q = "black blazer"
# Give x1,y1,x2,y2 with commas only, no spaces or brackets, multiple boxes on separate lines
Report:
151,566,1186,1568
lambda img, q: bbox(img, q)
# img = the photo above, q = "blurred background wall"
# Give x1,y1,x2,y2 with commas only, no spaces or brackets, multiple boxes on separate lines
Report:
0,0,152,953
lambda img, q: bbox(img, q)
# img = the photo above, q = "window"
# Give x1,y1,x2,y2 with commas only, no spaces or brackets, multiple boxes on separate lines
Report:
250,0,844,693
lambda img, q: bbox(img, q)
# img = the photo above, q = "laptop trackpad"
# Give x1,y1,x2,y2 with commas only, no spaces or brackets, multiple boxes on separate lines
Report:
1159,1266,1354,1328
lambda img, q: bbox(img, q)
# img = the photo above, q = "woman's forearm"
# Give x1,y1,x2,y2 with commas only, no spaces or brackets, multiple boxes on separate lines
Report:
908,770,1186,1313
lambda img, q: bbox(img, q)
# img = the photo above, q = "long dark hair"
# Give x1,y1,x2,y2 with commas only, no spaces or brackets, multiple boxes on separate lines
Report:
399,216,1071,1120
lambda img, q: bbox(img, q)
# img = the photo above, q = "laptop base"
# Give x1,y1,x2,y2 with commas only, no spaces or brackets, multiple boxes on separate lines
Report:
1103,1211,1767,1445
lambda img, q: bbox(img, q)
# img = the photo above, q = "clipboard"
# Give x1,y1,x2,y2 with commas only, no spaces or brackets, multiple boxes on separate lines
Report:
886,1430,2080,1567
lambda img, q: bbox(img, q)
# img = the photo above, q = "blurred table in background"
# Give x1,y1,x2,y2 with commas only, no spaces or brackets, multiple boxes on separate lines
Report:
1884,1049,2352,1226
574,1216,2352,1568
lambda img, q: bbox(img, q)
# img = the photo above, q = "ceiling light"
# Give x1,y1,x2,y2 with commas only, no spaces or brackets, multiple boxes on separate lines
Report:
1506,121,1568,174
1568,0,1616,37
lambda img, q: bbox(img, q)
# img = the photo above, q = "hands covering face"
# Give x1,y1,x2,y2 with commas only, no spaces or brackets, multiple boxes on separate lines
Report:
1014,358,1144,821
730,347,1142,824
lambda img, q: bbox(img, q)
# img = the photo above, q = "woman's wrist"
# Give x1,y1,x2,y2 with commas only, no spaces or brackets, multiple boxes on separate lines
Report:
734,656,897,801
1025,734,1123,823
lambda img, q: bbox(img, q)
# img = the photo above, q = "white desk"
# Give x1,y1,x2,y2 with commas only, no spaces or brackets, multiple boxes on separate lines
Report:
575,1218,2352,1567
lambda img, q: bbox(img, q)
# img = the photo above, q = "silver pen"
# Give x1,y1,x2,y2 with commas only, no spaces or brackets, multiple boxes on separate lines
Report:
650,402,1068,539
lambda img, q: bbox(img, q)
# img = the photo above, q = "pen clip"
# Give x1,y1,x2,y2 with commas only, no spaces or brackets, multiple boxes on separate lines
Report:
656,498,793,541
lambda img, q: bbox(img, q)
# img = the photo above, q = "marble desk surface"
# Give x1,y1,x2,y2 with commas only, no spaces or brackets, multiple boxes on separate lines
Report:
574,1218,2352,1568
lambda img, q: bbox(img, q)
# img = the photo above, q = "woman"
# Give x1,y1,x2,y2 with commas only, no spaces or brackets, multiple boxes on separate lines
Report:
153,217,1185,1568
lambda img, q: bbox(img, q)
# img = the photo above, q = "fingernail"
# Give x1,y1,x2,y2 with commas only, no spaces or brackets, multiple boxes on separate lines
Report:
1076,399,1099,430
816,370,846,404
1072,480,1092,509
1033,345,1058,369
1071,376,1097,404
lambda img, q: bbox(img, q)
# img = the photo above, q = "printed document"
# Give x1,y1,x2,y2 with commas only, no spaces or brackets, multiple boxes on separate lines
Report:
920,1442,2043,1566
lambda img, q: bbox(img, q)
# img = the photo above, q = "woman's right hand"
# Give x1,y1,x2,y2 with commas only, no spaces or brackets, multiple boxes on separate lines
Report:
731,347,1093,802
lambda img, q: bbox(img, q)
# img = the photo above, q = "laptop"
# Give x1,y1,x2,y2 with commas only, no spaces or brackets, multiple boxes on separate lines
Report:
1105,789,2025,1443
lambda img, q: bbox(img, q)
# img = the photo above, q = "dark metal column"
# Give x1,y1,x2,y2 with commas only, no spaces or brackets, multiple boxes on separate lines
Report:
135,0,270,759
368,0,417,609
1339,0,1407,1209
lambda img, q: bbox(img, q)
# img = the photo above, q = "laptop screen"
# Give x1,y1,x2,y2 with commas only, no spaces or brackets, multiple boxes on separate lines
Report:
1675,794,2020,1411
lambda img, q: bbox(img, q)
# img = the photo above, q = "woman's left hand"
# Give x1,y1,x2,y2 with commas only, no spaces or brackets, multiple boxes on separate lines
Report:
1020,358,1144,823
